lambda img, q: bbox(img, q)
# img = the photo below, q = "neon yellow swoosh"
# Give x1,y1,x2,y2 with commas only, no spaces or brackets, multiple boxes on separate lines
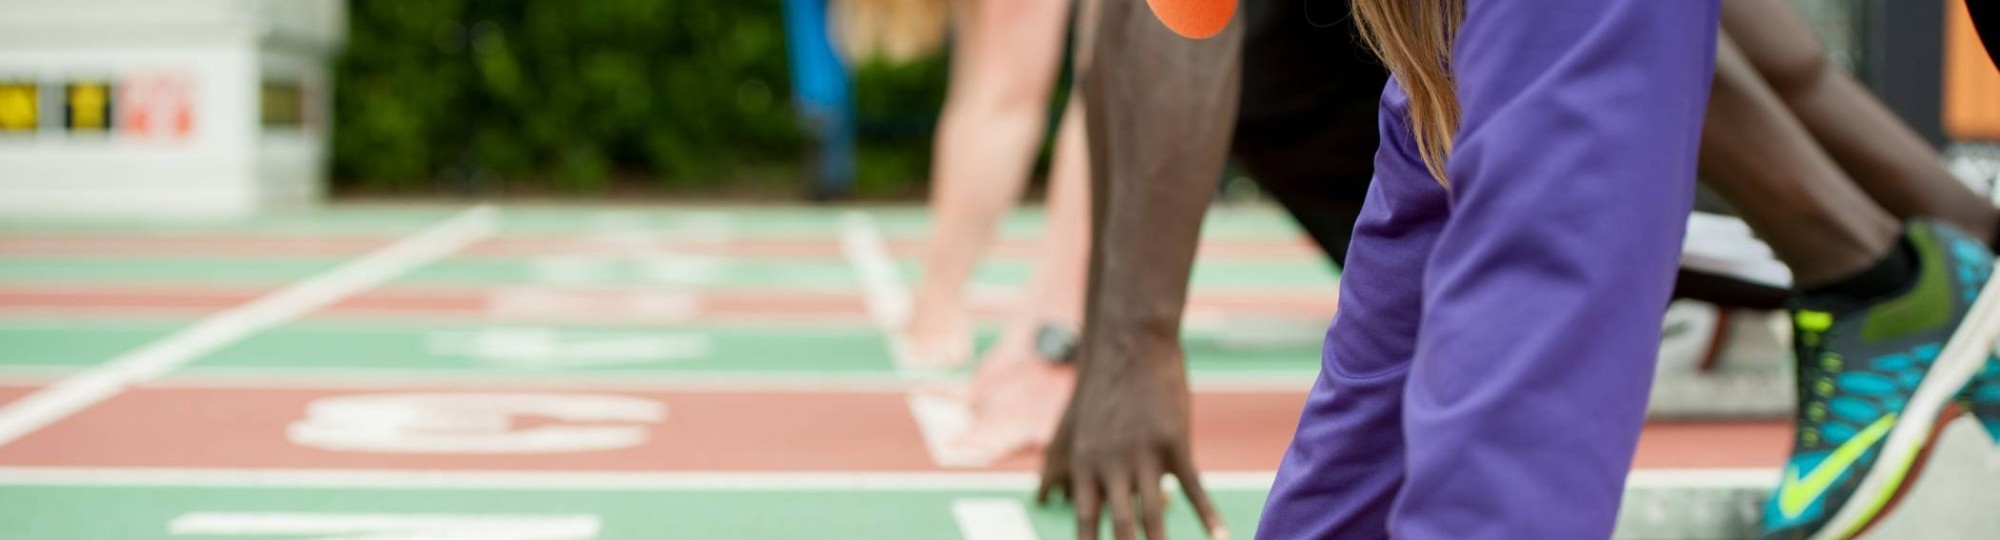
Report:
1777,414,1897,519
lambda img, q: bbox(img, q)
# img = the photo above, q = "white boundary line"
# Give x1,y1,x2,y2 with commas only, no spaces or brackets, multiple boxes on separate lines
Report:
0,466,1774,491
839,211,988,467
838,211,911,335
0,206,498,448
141,369,922,392
0,367,1317,392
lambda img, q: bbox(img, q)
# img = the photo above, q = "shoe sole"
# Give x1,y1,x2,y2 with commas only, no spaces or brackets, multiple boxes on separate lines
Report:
1811,257,2000,540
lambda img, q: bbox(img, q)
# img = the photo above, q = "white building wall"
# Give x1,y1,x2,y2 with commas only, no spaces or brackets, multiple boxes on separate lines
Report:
0,0,344,217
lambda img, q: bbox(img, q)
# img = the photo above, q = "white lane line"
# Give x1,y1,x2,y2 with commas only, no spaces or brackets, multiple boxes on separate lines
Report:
0,206,498,448
839,211,911,336
0,365,1322,392
953,498,1041,540
0,466,1773,491
0,466,1273,490
910,392,989,467
1624,468,1779,488
840,211,988,467
169,512,600,538
140,368,924,392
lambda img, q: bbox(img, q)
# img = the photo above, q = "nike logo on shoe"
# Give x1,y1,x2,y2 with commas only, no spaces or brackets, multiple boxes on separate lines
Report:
1776,414,1897,519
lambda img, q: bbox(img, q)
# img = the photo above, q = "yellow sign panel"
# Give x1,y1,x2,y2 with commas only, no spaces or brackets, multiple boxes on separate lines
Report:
0,83,36,132
66,82,112,132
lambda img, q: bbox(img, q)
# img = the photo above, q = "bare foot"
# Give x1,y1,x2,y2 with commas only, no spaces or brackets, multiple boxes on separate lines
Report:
945,342,1076,460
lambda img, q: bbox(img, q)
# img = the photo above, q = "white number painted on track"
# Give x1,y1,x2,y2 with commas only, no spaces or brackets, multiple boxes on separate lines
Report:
427,327,711,368
528,211,737,285
486,287,701,321
588,210,733,244
287,393,664,454
168,512,600,539
530,253,730,286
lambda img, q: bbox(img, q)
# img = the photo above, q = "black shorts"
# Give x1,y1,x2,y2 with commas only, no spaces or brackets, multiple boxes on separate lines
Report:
1231,0,1387,266
1972,0,1999,68
1225,2,1790,309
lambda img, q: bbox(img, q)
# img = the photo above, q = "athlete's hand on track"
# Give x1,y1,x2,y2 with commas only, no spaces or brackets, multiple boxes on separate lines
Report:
1036,343,1224,540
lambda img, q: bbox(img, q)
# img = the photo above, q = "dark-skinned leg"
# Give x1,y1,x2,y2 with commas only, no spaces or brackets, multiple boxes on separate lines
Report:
1034,1,1240,538
1698,34,1902,287
1723,0,2000,246
1705,13,2000,538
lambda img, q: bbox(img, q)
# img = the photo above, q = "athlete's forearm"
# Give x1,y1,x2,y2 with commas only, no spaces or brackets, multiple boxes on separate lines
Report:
1072,0,1242,379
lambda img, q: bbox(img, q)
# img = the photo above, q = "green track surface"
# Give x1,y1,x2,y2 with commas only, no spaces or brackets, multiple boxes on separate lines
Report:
0,485,1270,540
0,205,1311,240
0,204,1326,540
0,319,1322,377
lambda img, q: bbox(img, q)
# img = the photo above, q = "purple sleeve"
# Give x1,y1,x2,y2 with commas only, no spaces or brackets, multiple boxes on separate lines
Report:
1390,1,1720,539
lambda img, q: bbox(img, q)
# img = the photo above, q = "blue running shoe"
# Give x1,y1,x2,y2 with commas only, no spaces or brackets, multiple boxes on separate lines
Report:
1761,221,2000,540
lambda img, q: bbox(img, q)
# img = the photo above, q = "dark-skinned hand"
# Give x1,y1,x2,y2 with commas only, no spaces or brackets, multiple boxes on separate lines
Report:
1036,343,1224,540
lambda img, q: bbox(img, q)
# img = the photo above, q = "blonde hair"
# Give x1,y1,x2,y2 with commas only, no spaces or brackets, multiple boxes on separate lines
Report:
1350,0,1464,186
833,0,949,64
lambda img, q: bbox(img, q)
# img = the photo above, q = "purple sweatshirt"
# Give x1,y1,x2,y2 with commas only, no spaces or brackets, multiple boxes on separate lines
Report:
1255,1,1720,538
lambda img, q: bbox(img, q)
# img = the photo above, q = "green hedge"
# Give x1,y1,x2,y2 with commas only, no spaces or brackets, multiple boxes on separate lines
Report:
333,0,950,196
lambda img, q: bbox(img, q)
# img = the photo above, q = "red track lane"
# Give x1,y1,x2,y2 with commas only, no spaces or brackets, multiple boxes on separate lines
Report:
0,385,1787,472
0,235,1325,261
0,386,32,408
0,285,1339,323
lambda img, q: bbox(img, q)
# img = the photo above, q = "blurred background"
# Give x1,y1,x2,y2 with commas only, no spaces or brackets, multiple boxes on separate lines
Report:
0,0,1991,214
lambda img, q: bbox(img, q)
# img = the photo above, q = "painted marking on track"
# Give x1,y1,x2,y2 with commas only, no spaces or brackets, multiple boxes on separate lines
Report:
587,210,733,245
137,368,922,391
530,211,738,285
838,211,911,333
0,365,1315,393
529,253,730,286
426,328,711,368
0,466,1272,490
0,466,1775,491
486,287,700,321
839,211,986,467
953,498,1041,540
287,393,665,454
908,392,989,467
0,386,944,470
0,206,498,449
169,512,600,539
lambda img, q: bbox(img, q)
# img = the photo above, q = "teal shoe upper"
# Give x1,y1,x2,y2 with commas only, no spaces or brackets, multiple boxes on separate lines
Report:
1947,230,2000,443
1760,221,1996,539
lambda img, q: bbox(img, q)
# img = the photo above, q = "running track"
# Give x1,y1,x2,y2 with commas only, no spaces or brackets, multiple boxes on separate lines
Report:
0,205,1989,539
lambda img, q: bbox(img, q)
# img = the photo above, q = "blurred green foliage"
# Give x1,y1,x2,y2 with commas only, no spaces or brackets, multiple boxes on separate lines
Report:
333,0,951,196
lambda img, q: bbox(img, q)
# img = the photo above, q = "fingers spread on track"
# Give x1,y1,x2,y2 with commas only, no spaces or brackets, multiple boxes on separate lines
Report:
1075,473,1103,540
1105,469,1139,540
1172,447,1228,539
1138,457,1168,540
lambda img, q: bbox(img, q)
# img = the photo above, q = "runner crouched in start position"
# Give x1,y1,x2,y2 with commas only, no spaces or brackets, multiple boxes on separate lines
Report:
1038,0,2000,539
1242,0,2000,535
1254,1,1721,537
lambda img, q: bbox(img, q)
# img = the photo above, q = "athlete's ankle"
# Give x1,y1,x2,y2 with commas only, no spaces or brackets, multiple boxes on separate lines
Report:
1800,233,1917,305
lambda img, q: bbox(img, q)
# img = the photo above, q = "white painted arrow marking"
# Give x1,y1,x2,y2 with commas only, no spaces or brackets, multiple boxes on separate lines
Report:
287,393,664,454
427,328,711,368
